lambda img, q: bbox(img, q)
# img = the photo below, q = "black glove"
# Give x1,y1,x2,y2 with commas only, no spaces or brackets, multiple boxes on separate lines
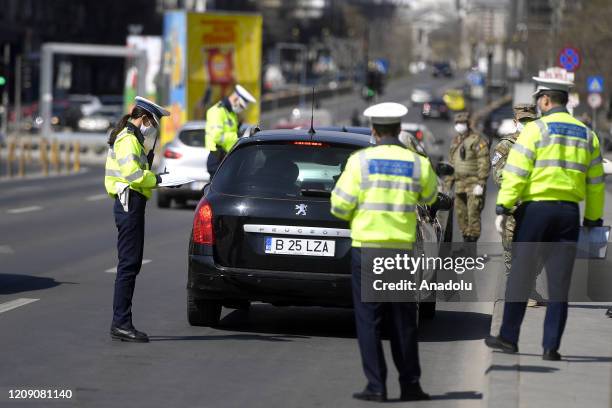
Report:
155,174,162,184
495,205,512,215
583,218,603,227
147,150,155,167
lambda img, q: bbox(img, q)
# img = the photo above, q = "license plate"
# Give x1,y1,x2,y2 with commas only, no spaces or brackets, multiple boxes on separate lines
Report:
190,181,205,191
265,237,335,257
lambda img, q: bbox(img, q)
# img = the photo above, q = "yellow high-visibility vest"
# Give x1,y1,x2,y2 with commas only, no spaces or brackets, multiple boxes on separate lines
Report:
205,102,238,153
104,126,157,199
331,143,438,248
497,110,604,220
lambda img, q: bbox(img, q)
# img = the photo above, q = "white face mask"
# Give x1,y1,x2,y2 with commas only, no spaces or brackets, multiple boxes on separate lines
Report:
455,123,468,134
516,122,525,133
232,103,245,114
140,124,156,138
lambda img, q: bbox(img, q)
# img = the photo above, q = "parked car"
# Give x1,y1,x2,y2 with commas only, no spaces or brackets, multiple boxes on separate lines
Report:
422,98,450,120
401,123,445,165
432,62,453,78
187,128,454,326
410,87,433,105
156,121,210,208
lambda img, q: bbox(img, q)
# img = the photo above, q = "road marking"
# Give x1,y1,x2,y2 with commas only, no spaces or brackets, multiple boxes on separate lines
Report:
86,193,108,201
0,298,39,314
0,245,14,254
105,259,152,273
6,206,43,214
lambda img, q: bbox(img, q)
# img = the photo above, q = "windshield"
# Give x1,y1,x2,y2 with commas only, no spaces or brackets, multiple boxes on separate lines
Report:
212,143,356,200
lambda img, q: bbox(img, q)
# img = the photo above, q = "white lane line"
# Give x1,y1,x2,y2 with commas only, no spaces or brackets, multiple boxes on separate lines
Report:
105,259,152,273
86,193,108,201
7,206,43,214
0,298,39,314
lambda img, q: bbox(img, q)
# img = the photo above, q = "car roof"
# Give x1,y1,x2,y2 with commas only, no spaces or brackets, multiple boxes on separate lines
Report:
236,129,372,148
179,121,207,130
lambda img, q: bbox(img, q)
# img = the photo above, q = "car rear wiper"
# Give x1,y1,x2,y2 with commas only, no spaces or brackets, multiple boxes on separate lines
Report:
300,188,331,198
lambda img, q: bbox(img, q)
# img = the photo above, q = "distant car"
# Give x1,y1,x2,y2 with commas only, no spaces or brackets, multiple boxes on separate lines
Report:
156,121,210,208
483,102,513,138
186,128,454,326
410,87,433,105
432,62,453,78
422,98,450,120
273,108,332,129
401,123,445,165
443,90,466,111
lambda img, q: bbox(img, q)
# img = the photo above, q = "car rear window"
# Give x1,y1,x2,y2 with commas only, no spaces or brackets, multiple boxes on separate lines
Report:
212,143,357,199
179,129,205,147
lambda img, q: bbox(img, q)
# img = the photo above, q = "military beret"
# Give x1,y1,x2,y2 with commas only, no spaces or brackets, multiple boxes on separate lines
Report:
513,104,537,121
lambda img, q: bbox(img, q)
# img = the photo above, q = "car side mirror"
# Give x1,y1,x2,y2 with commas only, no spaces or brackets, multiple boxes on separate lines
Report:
435,161,454,176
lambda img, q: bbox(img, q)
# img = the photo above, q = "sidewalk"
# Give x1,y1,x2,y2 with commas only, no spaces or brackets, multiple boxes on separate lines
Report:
484,303,612,407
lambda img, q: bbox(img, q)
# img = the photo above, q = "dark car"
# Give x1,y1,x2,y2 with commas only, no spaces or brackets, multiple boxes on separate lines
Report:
187,129,454,326
483,102,513,138
432,62,453,78
422,98,450,120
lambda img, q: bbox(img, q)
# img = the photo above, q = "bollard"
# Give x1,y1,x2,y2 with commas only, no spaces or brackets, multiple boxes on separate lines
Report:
73,141,80,173
25,137,32,163
51,139,60,174
18,139,26,177
7,139,16,178
64,142,71,172
40,138,49,176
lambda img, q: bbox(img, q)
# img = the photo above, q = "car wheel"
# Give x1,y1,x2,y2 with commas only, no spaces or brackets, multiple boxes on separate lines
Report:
419,300,436,320
187,293,222,326
157,192,171,208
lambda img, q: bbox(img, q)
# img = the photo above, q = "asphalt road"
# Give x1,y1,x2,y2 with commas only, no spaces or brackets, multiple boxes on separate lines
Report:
0,73,498,408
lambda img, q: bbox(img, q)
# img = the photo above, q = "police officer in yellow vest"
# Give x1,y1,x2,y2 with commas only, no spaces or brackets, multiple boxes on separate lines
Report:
331,103,436,402
485,78,605,360
205,85,256,177
105,96,172,342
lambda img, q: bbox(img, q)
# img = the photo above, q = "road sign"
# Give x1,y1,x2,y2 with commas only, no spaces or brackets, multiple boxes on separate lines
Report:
588,93,602,109
587,76,604,93
558,47,581,72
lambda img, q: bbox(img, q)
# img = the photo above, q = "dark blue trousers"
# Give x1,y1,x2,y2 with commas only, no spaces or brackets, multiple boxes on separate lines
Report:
351,248,421,394
112,190,147,329
500,201,580,351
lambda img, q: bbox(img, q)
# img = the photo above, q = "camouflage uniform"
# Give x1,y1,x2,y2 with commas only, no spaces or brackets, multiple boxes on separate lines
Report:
492,104,537,271
447,112,490,241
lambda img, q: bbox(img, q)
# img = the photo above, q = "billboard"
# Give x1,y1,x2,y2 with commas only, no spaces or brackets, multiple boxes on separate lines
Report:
160,11,262,145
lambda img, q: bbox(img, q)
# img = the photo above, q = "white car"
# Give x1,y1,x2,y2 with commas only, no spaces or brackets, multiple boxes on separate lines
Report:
156,121,210,208
410,87,433,105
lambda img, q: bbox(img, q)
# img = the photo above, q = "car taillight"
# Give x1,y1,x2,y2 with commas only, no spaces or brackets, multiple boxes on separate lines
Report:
164,149,182,159
291,141,328,147
415,130,423,141
193,200,214,245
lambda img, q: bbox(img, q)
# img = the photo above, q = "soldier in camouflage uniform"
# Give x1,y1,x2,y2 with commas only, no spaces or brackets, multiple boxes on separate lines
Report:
492,104,543,307
492,104,537,270
446,112,490,242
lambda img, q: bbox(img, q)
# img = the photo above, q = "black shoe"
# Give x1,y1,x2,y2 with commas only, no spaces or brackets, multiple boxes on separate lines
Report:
606,308,612,318
400,383,431,401
542,350,561,361
352,388,387,402
485,335,518,353
110,326,149,343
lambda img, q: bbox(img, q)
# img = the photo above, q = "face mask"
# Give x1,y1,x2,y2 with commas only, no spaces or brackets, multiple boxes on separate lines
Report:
455,123,468,134
140,124,156,138
232,103,245,114
516,122,524,132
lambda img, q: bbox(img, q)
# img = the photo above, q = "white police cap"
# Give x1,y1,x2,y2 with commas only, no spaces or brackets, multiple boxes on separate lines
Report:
235,84,256,106
363,102,408,125
532,77,574,97
135,96,170,126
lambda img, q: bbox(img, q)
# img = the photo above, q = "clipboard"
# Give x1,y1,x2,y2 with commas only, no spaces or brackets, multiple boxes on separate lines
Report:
576,226,610,259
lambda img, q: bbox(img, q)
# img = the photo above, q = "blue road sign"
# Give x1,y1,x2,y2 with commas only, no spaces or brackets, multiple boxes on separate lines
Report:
558,47,581,72
587,76,604,93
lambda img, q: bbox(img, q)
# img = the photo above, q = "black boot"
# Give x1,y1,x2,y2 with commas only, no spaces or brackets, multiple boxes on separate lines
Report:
400,383,431,401
352,388,387,402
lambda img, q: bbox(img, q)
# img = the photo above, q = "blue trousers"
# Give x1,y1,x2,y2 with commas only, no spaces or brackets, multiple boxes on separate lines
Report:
351,248,421,394
112,190,147,329
500,201,580,351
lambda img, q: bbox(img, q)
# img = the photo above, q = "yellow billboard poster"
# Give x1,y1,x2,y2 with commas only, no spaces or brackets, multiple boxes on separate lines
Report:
187,12,262,127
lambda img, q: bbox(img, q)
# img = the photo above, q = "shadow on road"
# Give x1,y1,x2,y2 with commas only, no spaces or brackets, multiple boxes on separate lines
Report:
485,364,559,374
419,310,491,342
0,273,73,295
568,304,612,310
148,333,306,342
507,353,612,363
385,391,482,402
